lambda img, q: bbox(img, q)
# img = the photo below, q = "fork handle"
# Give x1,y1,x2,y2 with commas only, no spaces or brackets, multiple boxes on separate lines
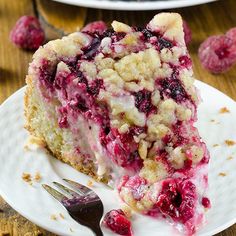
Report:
90,224,103,236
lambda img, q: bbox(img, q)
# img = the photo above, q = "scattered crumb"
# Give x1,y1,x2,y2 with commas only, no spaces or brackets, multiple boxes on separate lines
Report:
212,144,219,147
121,205,132,219
70,228,74,232
50,214,57,220
22,171,42,185
23,145,30,151
210,119,215,122
219,107,230,114
87,180,94,187
227,156,233,160
24,135,46,150
219,172,227,177
34,172,42,182
22,172,32,183
59,213,65,219
225,140,236,146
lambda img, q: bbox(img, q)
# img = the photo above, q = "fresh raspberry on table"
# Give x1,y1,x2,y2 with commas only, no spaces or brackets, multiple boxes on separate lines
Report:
10,15,45,50
81,21,107,35
226,27,236,43
183,20,192,45
198,34,236,73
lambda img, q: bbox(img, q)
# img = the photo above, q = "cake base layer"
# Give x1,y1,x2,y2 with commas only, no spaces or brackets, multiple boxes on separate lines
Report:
25,75,109,183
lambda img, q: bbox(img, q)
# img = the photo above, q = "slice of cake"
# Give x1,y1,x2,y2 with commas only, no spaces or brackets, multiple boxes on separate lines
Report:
25,13,210,235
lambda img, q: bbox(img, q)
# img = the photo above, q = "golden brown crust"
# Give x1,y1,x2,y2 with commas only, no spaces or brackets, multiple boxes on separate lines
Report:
24,75,34,132
24,74,108,184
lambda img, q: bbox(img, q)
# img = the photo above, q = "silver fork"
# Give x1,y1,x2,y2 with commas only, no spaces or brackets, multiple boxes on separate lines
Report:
42,179,104,236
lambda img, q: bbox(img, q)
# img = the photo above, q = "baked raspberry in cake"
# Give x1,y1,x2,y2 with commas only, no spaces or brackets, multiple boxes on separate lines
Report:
25,13,210,235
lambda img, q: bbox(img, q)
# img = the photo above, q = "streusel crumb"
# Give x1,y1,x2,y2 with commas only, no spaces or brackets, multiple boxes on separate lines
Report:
59,213,65,219
219,107,230,114
50,214,57,220
22,172,32,183
34,172,42,182
212,144,219,147
218,172,227,177
225,140,236,146
87,180,94,187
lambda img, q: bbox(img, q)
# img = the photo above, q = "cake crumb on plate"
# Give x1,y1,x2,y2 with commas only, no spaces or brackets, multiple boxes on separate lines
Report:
34,172,42,182
59,213,65,219
87,180,94,187
22,172,32,183
225,140,236,146
212,144,219,147
219,172,227,177
50,214,57,220
219,107,230,114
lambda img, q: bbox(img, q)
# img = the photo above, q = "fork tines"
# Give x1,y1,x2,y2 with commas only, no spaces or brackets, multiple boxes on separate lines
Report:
63,178,93,195
42,184,69,203
42,179,94,204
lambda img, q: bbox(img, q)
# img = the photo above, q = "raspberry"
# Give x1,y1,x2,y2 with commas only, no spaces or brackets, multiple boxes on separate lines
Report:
133,89,155,114
158,38,173,50
82,36,101,60
198,35,236,73
81,21,107,35
158,76,189,103
183,20,192,45
156,178,196,224
226,27,236,43
10,16,45,50
122,175,147,200
103,209,133,236
201,197,211,208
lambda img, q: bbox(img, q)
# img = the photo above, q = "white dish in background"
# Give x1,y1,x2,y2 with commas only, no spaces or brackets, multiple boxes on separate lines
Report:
51,0,217,11
0,80,236,236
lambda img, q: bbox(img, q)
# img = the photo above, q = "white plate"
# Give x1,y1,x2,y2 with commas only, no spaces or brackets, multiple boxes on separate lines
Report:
0,81,236,236
52,0,217,11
